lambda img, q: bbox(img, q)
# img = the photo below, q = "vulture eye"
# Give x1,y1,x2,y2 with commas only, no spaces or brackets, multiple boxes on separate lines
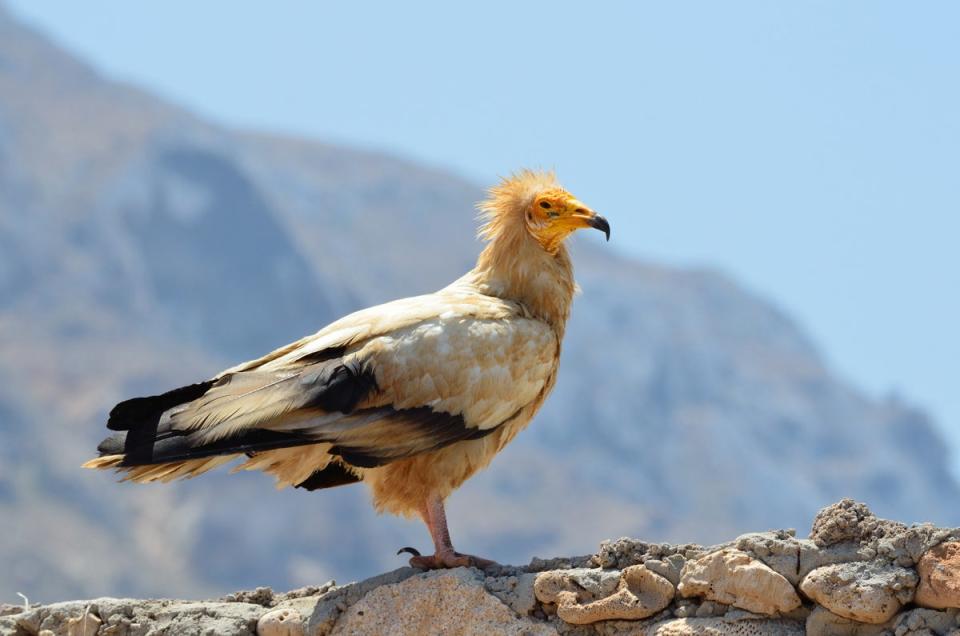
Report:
539,201,551,209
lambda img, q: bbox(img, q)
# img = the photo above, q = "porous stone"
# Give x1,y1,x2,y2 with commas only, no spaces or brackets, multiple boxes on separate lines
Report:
10,608,40,635
9,500,957,636
809,499,907,548
534,564,675,624
804,606,891,636
810,499,878,547
735,531,803,586
329,569,556,636
646,556,687,587
695,601,729,618
274,596,321,623
915,541,960,610
891,608,959,635
258,607,304,636
527,554,594,572
535,567,623,603
644,616,804,635
485,572,539,615
678,549,801,616
226,586,275,606
307,567,420,635
593,538,706,571
673,599,698,619
10,597,263,636
875,525,960,567
65,611,101,636
798,540,875,580
800,561,919,624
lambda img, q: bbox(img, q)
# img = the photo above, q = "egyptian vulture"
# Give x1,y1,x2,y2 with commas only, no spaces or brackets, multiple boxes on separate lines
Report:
85,170,610,568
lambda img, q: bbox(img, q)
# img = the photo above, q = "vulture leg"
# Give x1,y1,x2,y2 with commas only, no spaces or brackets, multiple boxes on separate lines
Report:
404,494,497,570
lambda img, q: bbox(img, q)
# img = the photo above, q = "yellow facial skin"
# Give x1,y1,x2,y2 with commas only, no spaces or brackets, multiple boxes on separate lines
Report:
526,188,610,254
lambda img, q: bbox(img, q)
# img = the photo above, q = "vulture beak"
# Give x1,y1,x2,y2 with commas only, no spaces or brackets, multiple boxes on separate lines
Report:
566,198,611,241
588,215,611,241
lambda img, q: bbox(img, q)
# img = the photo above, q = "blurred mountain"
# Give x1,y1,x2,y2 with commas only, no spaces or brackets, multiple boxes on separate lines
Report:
0,5,956,602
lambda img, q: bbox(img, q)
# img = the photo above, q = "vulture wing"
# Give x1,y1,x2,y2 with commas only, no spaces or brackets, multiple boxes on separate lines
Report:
87,289,558,486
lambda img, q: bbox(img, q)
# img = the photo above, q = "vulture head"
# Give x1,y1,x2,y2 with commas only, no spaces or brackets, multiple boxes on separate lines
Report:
478,170,609,255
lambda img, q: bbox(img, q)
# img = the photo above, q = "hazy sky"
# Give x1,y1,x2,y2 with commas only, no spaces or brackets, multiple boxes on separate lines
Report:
8,1,959,473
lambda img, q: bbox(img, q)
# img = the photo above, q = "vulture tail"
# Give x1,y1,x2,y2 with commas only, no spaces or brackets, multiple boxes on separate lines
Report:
92,427,318,465
83,423,322,483
85,378,315,482
106,381,215,431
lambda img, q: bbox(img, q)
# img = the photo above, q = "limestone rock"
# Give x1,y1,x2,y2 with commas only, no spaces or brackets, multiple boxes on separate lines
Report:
330,569,556,636
874,524,960,569
695,601,730,618
800,561,919,624
258,607,304,636
798,540,876,580
646,555,687,586
307,567,419,635
644,616,804,635
534,564,674,624
6,597,264,636
485,572,539,615
915,541,960,609
735,531,803,586
678,549,802,616
593,538,704,571
65,611,101,636
809,499,906,548
805,606,892,636
534,567,622,603
5,500,956,636
891,608,959,635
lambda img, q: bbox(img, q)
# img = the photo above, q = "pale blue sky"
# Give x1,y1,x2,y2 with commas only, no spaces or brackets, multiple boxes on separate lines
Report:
8,1,960,473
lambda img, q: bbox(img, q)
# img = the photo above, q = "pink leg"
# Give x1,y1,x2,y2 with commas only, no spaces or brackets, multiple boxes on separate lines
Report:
400,494,497,570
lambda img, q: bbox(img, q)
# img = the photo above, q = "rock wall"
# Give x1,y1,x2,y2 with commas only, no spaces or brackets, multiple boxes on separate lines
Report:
3,500,959,636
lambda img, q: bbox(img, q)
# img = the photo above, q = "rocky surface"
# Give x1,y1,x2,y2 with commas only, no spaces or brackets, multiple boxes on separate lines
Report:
799,562,917,624
678,549,801,616
915,542,960,610
3,501,959,636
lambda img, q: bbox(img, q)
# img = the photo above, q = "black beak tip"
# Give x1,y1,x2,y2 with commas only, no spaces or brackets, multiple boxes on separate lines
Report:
589,215,611,242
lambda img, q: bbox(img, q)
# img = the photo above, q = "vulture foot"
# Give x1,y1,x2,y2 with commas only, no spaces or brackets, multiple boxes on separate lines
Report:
399,546,497,570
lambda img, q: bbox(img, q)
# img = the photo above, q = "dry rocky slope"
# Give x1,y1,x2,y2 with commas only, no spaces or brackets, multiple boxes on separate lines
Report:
3,500,959,636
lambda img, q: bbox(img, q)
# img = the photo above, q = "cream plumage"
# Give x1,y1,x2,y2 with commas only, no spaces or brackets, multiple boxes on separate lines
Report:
84,170,610,568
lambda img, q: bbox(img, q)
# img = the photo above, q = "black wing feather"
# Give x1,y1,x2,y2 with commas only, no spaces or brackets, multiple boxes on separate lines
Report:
295,463,362,491
96,356,509,474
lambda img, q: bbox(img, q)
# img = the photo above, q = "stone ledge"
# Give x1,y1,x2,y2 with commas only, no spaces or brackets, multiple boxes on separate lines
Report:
3,500,959,636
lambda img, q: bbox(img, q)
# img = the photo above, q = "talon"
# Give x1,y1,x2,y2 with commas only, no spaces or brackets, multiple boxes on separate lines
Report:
397,546,421,557
408,549,499,570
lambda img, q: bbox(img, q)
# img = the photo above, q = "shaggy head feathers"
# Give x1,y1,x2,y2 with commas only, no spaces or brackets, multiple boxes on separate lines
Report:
477,169,563,244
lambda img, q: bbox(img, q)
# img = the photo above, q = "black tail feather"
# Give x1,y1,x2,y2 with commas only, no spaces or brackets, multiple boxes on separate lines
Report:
107,381,215,431
101,378,325,466
97,427,319,466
